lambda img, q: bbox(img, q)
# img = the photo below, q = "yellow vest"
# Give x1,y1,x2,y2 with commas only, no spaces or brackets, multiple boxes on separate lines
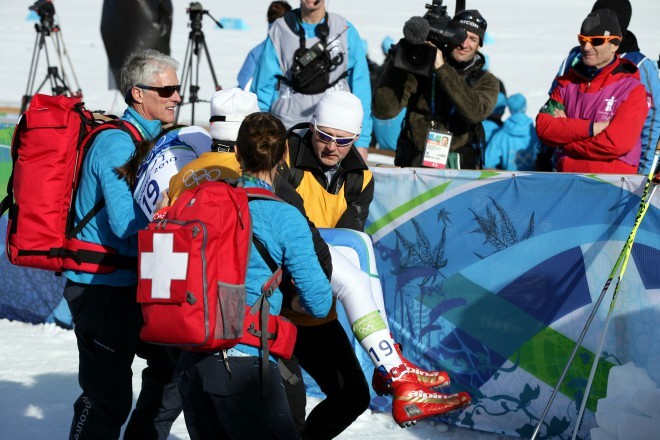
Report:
281,166,373,327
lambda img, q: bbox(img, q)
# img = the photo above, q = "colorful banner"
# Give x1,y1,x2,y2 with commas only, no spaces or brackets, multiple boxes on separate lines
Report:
356,167,660,438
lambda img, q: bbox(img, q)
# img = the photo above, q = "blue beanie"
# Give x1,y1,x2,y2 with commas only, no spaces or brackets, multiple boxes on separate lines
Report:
381,36,395,55
507,93,527,114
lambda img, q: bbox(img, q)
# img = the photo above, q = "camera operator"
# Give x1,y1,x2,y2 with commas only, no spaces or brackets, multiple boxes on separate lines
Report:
373,8,499,169
250,0,372,162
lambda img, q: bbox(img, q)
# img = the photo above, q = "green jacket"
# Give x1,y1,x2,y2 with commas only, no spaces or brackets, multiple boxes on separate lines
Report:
373,51,499,168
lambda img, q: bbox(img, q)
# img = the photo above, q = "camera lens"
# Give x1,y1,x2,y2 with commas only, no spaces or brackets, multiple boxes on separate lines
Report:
404,45,431,69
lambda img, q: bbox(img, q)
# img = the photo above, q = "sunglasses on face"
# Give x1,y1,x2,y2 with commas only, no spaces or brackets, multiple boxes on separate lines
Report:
577,34,621,47
136,84,181,98
314,124,357,147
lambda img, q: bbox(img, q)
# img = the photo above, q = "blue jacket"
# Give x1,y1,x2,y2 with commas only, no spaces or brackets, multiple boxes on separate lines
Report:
373,108,405,151
250,17,373,147
555,46,660,174
234,177,332,356
64,108,161,286
484,113,539,171
482,119,502,145
237,39,267,90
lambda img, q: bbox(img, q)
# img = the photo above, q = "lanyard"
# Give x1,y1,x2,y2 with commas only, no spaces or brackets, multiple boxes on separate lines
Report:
123,112,150,140
430,73,437,129
240,174,274,191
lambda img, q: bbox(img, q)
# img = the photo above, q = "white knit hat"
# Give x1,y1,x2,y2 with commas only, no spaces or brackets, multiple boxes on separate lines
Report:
312,91,363,135
209,88,260,141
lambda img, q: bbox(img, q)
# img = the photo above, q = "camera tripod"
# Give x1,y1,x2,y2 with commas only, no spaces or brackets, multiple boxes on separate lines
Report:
21,1,82,113
175,2,223,125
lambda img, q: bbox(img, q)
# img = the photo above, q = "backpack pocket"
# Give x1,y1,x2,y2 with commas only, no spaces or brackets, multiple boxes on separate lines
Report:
215,282,246,341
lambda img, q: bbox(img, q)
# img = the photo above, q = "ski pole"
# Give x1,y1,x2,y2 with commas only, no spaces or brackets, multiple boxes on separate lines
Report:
531,153,659,440
570,159,659,440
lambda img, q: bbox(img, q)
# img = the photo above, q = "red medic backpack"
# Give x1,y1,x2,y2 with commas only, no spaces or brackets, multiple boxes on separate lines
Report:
0,94,143,274
137,179,297,361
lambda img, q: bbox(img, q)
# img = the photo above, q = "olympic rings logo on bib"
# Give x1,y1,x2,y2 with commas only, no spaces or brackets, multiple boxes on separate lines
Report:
183,168,223,187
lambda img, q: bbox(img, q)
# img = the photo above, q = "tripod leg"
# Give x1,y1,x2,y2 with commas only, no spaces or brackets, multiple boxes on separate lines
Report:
199,36,220,90
54,28,81,94
175,36,194,124
22,32,45,113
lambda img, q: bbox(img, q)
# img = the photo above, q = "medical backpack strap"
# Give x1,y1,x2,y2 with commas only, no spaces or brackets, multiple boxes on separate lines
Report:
66,199,105,239
249,236,284,399
245,185,285,397
56,120,143,270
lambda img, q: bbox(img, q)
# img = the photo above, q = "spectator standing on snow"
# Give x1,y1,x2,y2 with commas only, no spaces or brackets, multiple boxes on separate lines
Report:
373,10,499,169
236,1,292,91
485,93,540,171
250,0,373,162
536,9,649,174
552,0,660,174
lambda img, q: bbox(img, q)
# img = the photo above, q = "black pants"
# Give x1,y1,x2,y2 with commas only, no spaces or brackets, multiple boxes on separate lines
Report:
178,352,298,440
283,319,371,440
123,346,182,439
64,280,182,440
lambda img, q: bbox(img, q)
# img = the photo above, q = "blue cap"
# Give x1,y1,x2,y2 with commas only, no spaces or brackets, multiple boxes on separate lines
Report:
507,93,527,114
381,36,395,55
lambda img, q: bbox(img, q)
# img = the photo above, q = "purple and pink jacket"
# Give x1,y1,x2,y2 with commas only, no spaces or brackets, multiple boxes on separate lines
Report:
536,56,649,174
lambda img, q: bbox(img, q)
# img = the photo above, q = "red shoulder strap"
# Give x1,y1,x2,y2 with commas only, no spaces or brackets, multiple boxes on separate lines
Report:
87,119,144,144
244,187,283,203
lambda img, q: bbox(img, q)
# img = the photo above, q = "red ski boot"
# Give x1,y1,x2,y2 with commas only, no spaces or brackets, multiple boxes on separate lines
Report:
372,343,450,395
387,366,471,427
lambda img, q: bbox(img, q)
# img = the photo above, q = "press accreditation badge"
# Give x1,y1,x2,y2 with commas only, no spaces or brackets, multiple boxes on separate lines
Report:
422,129,452,169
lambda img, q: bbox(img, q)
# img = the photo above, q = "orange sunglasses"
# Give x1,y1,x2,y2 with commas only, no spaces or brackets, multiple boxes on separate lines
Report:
577,34,621,47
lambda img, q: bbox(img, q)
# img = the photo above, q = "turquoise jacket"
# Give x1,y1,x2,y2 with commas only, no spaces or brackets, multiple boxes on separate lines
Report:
234,177,332,356
485,113,540,171
64,107,161,286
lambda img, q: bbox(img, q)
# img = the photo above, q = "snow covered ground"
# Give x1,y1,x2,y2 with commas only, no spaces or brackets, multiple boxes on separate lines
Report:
0,319,516,439
1,0,659,439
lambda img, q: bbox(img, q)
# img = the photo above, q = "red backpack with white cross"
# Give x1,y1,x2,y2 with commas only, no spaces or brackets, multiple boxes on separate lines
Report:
136,179,297,360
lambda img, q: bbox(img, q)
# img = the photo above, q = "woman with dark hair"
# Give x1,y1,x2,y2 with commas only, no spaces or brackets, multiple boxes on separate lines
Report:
176,112,333,439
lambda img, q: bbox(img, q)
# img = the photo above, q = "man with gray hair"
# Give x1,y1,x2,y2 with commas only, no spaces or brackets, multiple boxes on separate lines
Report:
63,49,182,440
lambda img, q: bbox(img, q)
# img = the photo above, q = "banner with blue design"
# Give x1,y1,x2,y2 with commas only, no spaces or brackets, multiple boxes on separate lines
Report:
312,167,660,438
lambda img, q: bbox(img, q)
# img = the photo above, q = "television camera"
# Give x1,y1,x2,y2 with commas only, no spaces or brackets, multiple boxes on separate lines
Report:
393,0,467,77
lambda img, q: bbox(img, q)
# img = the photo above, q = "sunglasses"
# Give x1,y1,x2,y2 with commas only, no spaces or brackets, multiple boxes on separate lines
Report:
314,123,357,147
577,34,621,47
136,84,181,98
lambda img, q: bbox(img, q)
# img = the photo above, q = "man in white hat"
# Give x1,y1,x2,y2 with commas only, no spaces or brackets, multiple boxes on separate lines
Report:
279,90,372,230
276,90,466,436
